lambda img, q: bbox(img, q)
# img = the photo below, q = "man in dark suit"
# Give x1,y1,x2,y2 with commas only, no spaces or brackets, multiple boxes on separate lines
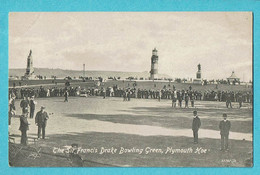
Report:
64,90,69,102
177,91,182,108
29,96,36,118
35,106,49,139
226,93,232,108
192,110,201,144
19,108,29,145
184,93,189,108
219,113,231,151
190,93,195,108
237,93,243,108
20,96,29,114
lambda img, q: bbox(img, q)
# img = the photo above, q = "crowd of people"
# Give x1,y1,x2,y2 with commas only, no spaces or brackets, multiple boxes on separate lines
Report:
9,84,253,110
9,85,252,103
9,86,80,99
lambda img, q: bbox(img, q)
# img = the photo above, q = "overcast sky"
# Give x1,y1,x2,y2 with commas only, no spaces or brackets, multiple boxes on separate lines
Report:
9,12,252,81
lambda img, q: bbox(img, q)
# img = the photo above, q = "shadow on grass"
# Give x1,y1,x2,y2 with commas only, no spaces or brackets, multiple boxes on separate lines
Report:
124,104,253,118
11,131,253,167
64,107,252,133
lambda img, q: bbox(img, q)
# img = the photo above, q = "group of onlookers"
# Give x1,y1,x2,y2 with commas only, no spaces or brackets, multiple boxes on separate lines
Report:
9,86,81,99
9,85,252,106
9,91,50,146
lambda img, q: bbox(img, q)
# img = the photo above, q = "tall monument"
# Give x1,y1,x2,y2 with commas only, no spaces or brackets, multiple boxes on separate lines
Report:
150,48,159,80
196,63,201,79
24,50,35,79
193,63,202,84
83,63,86,77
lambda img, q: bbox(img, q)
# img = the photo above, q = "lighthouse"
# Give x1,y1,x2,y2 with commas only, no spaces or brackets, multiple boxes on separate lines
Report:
150,48,159,80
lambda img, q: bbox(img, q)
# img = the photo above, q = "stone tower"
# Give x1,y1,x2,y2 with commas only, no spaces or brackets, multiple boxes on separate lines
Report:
150,48,159,80
24,50,35,79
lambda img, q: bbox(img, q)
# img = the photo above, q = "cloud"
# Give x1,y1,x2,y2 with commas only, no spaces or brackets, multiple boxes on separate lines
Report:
9,12,252,81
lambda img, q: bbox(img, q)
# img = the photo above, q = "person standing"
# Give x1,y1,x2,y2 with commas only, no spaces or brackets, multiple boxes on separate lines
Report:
123,89,127,101
190,93,195,108
238,93,243,108
20,96,29,114
46,89,50,97
19,108,29,145
219,114,231,151
184,93,189,108
177,91,182,108
9,96,16,115
127,89,131,101
64,89,69,102
103,88,106,99
35,106,49,139
226,93,232,108
29,96,36,118
192,111,201,144
9,96,16,129
172,94,177,108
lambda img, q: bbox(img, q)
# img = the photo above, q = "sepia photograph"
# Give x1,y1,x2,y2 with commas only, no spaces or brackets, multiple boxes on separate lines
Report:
8,12,253,167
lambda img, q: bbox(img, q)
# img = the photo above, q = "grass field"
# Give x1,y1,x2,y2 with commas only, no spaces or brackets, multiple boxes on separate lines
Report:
9,96,253,167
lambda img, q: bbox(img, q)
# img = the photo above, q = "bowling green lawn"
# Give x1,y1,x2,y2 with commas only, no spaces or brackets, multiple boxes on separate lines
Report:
9,96,253,167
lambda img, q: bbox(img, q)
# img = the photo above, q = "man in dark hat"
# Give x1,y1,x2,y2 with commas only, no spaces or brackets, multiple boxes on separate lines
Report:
190,93,195,108
29,96,36,118
19,108,30,145
172,94,177,108
64,89,69,102
35,106,49,139
237,93,243,108
192,110,201,144
184,92,189,108
177,90,182,108
20,96,29,114
226,92,232,108
219,113,231,151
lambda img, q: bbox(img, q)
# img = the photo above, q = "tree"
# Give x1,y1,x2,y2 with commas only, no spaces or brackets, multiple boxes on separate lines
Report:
175,78,181,83
182,78,187,83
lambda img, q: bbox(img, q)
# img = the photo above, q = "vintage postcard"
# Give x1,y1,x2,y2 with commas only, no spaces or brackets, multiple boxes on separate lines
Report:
8,12,253,167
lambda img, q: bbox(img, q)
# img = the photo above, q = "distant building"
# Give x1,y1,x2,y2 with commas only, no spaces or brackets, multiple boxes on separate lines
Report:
150,48,159,80
227,71,240,82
